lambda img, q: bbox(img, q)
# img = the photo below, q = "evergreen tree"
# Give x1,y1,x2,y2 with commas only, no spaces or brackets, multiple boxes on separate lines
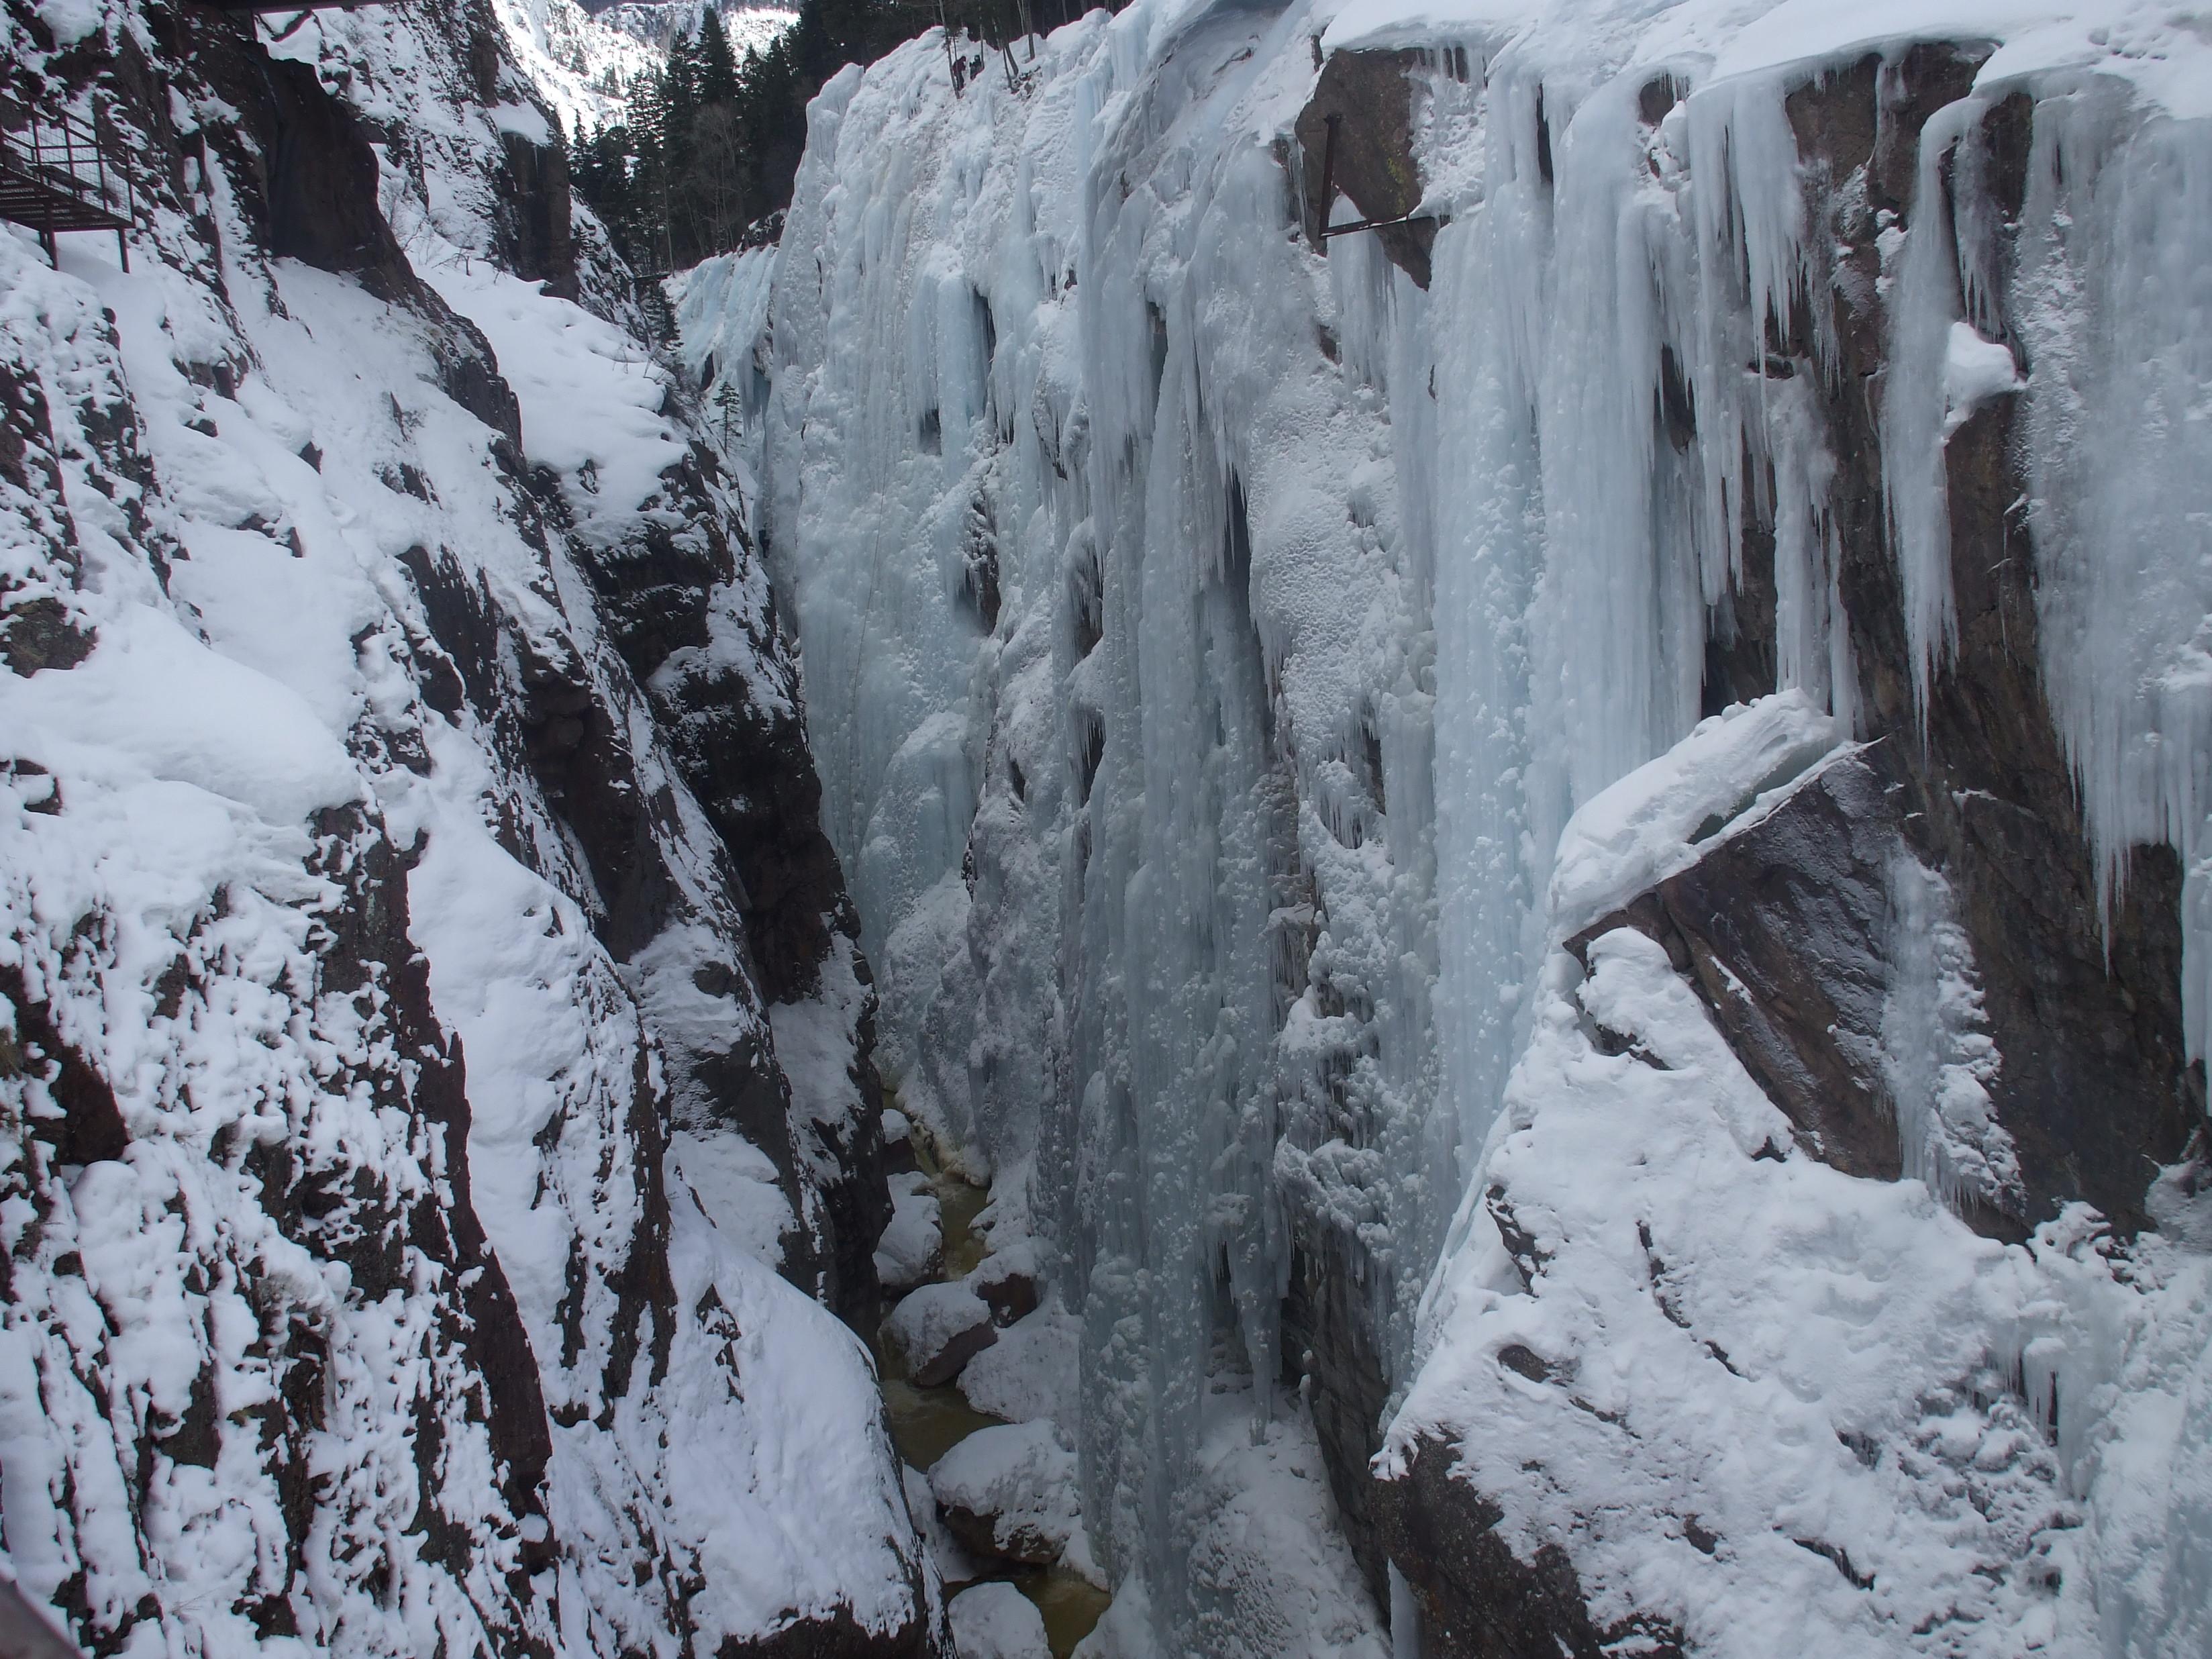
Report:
570,0,1109,274
697,6,740,105
713,376,742,448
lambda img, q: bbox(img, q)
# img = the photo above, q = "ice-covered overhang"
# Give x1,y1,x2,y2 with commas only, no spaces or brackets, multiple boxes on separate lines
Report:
1312,0,2212,119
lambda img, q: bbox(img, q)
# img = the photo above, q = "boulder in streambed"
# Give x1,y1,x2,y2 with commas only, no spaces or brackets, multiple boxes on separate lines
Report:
875,1170,943,1291
958,1307,1079,1430
948,1582,1050,1659
886,1280,998,1387
967,1240,1041,1327
929,1421,1080,1567
904,1464,981,1586
881,1105,919,1174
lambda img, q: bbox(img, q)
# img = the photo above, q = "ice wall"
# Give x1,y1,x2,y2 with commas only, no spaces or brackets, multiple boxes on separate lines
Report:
697,0,2212,1650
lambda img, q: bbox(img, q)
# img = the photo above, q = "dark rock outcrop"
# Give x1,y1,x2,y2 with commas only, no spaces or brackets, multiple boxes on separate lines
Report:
253,55,410,281
970,1253,1039,1327
497,128,576,298
1778,48,2199,1234
1375,1436,1685,1659
1564,749,1911,1189
740,1603,943,1659
548,434,893,1326
0,962,130,1166
1294,49,1441,287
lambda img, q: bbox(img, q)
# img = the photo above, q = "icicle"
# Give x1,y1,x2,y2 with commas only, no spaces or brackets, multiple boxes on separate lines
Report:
2012,81,2212,1050
1882,97,1992,715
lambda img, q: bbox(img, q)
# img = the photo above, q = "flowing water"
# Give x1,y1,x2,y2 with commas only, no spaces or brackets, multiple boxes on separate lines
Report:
873,1141,1109,1656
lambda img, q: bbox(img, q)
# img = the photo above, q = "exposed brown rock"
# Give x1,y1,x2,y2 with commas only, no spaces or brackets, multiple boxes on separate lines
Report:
1374,1435,1685,1659
1564,749,1911,1189
0,964,130,1166
1784,48,2200,1234
1295,50,1439,288
935,1502,1062,1570
730,1601,942,1659
497,128,576,299
971,1258,1040,1328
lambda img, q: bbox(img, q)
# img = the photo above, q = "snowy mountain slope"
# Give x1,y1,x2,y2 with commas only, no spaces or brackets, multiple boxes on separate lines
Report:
597,0,796,59
492,0,661,138
487,0,797,146
1,0,938,1654
681,0,2212,1652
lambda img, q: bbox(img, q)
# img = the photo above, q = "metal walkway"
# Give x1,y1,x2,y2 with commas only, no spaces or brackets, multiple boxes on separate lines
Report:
0,96,134,270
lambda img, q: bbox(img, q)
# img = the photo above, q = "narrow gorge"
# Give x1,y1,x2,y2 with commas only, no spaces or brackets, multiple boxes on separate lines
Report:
2,1,2208,1658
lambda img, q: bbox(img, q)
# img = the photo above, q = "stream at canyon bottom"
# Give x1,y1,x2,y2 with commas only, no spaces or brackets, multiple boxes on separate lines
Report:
871,1142,1109,1657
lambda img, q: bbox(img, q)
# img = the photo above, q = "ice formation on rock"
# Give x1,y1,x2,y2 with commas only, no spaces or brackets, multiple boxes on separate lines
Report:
683,0,2212,1652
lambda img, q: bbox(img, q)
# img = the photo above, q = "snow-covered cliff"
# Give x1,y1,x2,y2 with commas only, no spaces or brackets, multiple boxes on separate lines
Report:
683,0,2212,1653
493,0,662,136
1,1,937,1654
596,0,797,59
485,0,799,148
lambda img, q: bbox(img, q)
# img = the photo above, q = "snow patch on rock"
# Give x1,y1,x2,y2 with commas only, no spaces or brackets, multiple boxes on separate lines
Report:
948,1580,1052,1659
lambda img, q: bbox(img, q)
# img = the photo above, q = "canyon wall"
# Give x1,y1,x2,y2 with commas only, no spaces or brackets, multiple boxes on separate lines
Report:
699,1,2212,1654
0,0,937,1653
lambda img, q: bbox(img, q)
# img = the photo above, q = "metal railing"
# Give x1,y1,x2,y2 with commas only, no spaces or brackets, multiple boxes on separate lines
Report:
0,93,136,269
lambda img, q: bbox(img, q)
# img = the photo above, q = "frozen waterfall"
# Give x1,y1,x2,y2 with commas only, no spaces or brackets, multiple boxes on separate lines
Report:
677,1,2212,1652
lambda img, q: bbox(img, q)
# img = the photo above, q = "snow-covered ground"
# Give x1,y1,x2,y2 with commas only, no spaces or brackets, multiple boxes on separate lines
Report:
680,0,2212,1652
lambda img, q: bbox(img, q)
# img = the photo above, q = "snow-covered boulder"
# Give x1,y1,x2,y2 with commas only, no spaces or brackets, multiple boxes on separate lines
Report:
968,1239,1041,1327
948,1582,1050,1659
877,1170,944,1290
886,1280,997,1388
958,1307,1079,1430
929,1421,1080,1567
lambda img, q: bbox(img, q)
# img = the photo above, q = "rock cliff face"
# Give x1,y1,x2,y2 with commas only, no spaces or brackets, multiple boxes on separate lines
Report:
685,2,2212,1655
1,1,936,1654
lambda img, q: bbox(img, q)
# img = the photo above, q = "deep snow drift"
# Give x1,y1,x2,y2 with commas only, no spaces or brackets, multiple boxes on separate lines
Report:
680,0,2212,1652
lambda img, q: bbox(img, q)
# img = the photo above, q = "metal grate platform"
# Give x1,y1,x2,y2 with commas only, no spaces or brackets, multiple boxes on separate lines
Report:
0,95,135,269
